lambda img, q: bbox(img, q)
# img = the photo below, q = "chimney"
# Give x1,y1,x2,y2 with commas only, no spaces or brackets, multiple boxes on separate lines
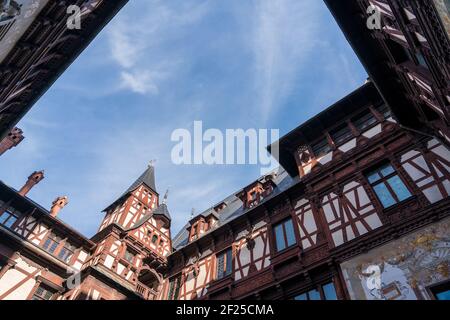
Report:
0,127,24,156
18,171,45,196
50,196,69,218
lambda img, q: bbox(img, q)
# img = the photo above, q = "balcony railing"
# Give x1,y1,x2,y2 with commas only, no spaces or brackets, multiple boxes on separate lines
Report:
136,282,158,300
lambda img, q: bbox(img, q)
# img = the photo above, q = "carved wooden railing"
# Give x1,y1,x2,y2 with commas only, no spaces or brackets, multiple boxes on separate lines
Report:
136,282,158,300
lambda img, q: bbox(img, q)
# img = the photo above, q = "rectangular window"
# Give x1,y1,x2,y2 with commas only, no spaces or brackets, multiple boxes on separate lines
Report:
0,208,21,229
57,244,75,263
42,233,60,254
274,218,296,252
32,285,55,300
167,275,181,300
375,103,392,119
429,280,450,300
352,110,377,131
322,282,338,300
311,138,331,158
330,123,352,146
293,282,337,300
216,248,232,280
124,249,135,263
366,163,412,208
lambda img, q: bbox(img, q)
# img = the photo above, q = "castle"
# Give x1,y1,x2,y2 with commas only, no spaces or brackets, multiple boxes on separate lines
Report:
0,0,449,300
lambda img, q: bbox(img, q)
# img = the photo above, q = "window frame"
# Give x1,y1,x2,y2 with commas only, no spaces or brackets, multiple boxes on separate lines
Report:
216,247,233,280
123,248,136,264
167,274,182,300
427,279,450,300
41,233,61,255
329,123,353,146
31,284,56,300
293,281,338,301
273,218,297,252
0,207,22,229
351,109,377,132
366,162,413,209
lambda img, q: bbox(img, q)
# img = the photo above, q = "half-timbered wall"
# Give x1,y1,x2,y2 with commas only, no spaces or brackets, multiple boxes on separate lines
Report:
296,112,397,179
321,181,383,248
233,224,271,282
176,254,215,300
99,186,158,231
127,220,171,258
293,198,319,250
0,249,64,300
400,138,450,204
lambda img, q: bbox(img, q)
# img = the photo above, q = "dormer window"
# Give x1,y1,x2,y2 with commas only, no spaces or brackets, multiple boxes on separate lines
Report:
188,212,218,242
214,202,227,213
237,175,276,209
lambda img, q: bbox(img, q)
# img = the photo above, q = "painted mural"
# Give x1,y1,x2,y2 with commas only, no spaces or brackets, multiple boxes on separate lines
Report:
433,0,450,39
340,217,450,300
0,0,49,63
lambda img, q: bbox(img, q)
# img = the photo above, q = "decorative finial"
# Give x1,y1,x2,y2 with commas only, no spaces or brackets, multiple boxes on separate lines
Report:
162,189,169,204
191,208,195,219
148,159,157,168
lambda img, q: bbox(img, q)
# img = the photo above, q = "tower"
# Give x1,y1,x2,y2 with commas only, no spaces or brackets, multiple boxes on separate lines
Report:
88,163,172,300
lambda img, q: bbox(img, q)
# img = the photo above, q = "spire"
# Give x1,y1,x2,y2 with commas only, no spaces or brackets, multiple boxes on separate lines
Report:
102,163,157,212
162,189,169,205
124,163,157,195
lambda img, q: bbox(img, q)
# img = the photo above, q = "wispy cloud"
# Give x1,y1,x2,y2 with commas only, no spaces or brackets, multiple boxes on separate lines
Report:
1,1,368,237
107,0,211,95
251,0,322,123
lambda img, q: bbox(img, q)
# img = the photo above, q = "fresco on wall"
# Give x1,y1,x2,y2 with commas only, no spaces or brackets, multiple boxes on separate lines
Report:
433,0,450,39
341,217,450,300
0,0,49,63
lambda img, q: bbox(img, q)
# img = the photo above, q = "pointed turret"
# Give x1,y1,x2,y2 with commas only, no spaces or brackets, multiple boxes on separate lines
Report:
153,190,171,226
103,162,157,212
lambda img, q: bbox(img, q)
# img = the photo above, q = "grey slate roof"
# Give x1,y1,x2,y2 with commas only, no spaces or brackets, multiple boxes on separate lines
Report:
153,202,171,221
172,167,298,250
103,165,157,212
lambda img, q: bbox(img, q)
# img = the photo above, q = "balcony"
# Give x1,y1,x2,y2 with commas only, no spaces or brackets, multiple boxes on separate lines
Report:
136,282,158,300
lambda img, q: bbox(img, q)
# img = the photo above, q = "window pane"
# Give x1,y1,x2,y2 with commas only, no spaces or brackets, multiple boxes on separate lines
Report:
375,104,391,119
373,183,397,208
330,124,352,145
225,249,232,276
380,164,395,177
308,289,321,300
311,138,331,158
217,253,225,279
387,176,412,201
353,111,376,131
274,224,286,252
294,293,307,300
4,215,17,228
436,289,450,300
284,219,296,247
0,213,8,224
323,282,338,300
367,172,381,184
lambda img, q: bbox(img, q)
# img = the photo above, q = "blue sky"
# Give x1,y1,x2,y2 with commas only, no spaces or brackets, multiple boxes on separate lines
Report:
0,0,367,237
